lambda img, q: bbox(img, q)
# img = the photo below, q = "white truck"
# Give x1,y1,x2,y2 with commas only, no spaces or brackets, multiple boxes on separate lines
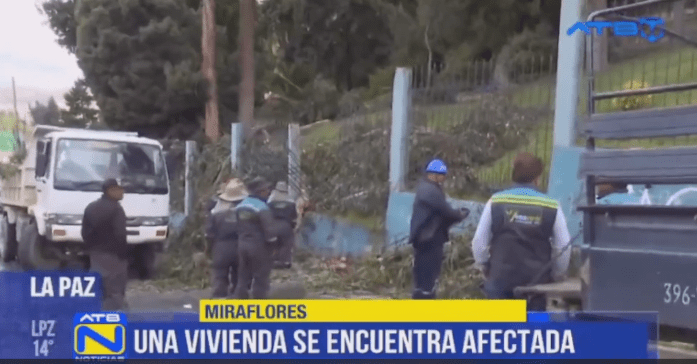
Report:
0,125,170,278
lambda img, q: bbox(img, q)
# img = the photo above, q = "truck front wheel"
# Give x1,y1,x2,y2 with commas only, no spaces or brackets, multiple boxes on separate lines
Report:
131,243,162,280
18,219,61,270
0,215,18,262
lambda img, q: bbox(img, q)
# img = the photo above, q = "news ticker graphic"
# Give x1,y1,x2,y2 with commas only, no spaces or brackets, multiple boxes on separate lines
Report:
198,299,527,322
70,302,658,360
0,272,102,359
0,272,659,359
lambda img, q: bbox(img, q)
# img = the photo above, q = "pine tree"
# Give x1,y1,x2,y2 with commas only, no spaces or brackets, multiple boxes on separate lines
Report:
61,78,99,128
45,97,61,125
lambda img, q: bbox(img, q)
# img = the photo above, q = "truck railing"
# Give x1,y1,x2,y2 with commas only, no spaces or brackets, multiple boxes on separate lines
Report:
576,0,697,337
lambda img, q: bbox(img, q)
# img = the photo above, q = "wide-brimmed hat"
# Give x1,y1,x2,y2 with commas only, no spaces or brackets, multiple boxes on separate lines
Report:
218,179,248,202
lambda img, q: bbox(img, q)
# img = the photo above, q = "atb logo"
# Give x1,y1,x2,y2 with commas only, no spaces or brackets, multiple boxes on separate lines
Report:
73,313,127,359
568,17,666,43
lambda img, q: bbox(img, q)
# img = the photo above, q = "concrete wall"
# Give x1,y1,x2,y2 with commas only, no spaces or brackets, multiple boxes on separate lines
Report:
296,214,375,257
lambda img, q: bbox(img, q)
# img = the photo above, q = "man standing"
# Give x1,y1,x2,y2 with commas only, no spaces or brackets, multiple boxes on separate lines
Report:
206,179,248,298
409,159,469,299
472,152,571,311
81,179,128,310
267,182,298,269
233,177,281,299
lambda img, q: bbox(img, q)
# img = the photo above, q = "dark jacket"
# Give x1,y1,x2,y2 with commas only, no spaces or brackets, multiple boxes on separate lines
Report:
268,200,298,229
81,195,128,258
409,177,464,249
487,185,558,291
235,196,281,247
206,209,239,245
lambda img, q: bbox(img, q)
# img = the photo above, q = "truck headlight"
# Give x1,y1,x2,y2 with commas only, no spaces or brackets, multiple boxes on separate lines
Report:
141,217,169,226
47,214,83,225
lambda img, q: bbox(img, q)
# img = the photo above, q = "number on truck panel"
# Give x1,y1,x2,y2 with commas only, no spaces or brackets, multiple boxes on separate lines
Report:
664,283,696,305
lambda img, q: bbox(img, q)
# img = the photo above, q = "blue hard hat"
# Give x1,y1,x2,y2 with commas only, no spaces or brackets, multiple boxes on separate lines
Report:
425,159,447,174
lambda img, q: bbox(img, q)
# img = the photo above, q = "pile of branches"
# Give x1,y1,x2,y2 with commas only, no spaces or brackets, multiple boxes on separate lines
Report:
302,92,547,217
159,134,291,286
302,117,390,216
279,234,485,298
409,92,547,192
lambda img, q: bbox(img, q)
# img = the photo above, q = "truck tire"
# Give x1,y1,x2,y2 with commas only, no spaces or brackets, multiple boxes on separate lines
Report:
132,243,162,280
0,215,18,262
18,219,60,271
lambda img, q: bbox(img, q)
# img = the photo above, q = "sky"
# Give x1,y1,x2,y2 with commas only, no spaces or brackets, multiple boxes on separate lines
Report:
0,0,83,119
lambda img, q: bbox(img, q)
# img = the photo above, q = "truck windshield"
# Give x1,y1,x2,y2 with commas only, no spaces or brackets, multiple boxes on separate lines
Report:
53,138,169,194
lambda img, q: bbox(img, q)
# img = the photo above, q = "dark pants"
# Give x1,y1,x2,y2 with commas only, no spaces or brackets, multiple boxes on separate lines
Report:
274,222,294,265
483,282,547,312
412,245,444,299
234,240,276,299
89,251,128,311
211,240,238,298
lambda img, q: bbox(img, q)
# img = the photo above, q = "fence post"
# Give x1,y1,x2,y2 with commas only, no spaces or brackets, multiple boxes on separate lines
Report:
547,0,584,242
230,122,243,170
389,68,413,192
287,123,301,201
184,140,196,218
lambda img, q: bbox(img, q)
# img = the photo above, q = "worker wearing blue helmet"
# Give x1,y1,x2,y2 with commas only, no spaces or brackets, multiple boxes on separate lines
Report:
409,158,469,299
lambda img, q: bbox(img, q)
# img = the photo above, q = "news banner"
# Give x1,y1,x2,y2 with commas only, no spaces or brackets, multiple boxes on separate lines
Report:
0,272,659,360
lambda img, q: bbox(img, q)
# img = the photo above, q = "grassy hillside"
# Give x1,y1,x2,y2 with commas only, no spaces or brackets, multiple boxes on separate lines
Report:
477,47,697,189
301,47,697,192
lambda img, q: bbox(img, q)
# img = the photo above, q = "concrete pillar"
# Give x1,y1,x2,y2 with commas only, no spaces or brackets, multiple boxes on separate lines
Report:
288,123,301,200
230,122,243,170
547,0,586,243
389,68,413,192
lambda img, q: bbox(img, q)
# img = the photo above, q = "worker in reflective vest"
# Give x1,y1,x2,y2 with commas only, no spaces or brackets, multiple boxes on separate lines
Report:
233,177,282,299
472,152,571,311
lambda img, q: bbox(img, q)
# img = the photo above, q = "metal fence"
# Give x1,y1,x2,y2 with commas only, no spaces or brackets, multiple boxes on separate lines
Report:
402,0,697,194
409,54,557,193
300,105,392,217
582,0,697,149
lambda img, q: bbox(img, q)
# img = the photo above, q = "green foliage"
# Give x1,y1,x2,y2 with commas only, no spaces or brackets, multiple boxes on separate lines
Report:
496,21,558,83
61,78,99,128
43,0,268,138
611,80,653,111
29,97,61,126
39,0,78,54
363,67,395,101
260,0,393,92
73,0,205,136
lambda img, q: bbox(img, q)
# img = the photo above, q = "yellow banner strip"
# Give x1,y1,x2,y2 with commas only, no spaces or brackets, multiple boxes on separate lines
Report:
199,299,527,323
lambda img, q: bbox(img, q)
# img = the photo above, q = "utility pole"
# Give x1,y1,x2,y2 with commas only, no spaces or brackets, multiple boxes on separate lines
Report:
238,0,256,138
11,77,21,140
11,77,18,120
202,0,220,141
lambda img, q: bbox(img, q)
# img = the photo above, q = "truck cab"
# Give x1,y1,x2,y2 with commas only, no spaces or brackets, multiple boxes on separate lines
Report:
0,125,170,278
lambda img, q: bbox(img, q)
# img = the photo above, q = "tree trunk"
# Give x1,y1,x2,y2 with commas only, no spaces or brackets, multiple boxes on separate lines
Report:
202,0,219,141
425,23,432,89
588,0,609,72
239,0,256,139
